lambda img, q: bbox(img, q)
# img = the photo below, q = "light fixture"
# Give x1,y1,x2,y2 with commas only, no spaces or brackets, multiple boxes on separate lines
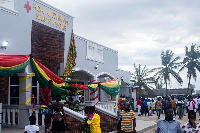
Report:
94,64,99,69
121,76,124,81
1,41,9,49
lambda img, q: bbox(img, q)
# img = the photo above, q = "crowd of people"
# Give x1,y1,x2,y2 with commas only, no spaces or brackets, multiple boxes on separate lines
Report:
137,95,200,133
24,79,200,133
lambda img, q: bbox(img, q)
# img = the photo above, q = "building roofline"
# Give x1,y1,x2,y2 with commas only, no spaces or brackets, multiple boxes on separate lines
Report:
74,34,118,54
116,69,131,74
37,0,74,19
0,5,19,15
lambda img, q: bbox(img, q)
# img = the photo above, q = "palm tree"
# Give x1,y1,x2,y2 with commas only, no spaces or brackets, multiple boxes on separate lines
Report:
152,50,183,96
154,76,165,89
179,44,200,95
130,64,155,97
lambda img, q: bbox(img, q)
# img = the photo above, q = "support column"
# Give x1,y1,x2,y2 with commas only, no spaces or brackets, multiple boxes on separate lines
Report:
17,62,34,128
86,76,98,106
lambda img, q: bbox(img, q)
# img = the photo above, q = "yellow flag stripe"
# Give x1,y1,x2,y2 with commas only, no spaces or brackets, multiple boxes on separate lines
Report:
101,80,118,88
88,84,98,88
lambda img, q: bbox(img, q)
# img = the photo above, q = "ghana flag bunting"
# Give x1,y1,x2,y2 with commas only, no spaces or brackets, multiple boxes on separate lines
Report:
63,30,77,79
0,55,30,77
99,79,121,96
30,57,66,98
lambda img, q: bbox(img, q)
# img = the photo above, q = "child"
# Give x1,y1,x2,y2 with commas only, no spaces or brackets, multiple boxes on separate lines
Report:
24,115,39,133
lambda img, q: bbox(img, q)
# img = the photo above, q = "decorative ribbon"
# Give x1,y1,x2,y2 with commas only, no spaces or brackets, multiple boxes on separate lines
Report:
90,95,98,101
88,80,99,84
19,83,32,93
25,91,36,108
90,88,98,95
19,72,34,83
19,97,31,105
111,95,118,101
113,105,117,109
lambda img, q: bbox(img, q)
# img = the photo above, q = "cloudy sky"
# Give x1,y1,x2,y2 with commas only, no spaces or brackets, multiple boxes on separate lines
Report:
42,0,200,90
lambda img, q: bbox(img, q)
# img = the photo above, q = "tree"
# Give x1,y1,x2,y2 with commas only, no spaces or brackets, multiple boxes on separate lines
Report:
130,64,155,97
179,44,200,95
61,72,84,111
152,50,183,96
154,76,165,89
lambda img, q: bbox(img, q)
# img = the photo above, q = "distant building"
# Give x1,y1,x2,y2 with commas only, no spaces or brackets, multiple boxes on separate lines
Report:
152,88,194,97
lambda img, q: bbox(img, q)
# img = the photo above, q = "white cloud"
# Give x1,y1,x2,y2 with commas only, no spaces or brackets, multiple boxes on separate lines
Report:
42,0,200,90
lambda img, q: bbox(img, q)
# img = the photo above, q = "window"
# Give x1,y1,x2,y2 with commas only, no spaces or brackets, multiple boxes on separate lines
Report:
9,74,39,105
10,74,19,105
86,41,104,63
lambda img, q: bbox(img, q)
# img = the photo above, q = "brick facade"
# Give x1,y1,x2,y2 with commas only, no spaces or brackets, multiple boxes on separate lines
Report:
96,110,118,132
64,111,118,132
0,77,9,104
31,21,65,75
65,114,82,133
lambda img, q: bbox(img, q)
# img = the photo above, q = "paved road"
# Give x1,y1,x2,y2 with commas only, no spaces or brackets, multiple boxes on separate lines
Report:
137,112,195,133
2,111,193,133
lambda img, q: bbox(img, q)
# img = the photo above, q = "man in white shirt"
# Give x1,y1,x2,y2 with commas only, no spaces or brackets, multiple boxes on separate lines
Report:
24,115,39,133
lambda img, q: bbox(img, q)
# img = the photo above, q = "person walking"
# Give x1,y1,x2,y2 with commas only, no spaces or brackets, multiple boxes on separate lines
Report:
182,111,200,132
182,97,187,116
137,98,142,116
187,97,195,113
176,97,184,120
119,102,136,133
87,106,101,133
130,98,135,111
150,99,155,114
155,107,181,133
40,80,53,133
155,98,162,119
51,94,68,133
142,98,148,116
24,115,39,133
171,97,176,116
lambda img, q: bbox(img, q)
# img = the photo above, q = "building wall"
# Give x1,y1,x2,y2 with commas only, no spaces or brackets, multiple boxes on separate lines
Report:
74,36,118,78
0,0,73,73
31,20,65,74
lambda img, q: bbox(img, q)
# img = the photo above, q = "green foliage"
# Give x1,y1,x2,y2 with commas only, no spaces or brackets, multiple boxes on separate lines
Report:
152,49,182,95
180,44,200,94
131,64,155,96
61,73,84,111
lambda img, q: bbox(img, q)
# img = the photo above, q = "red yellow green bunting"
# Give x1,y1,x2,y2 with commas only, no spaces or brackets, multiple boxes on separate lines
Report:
0,55,30,77
30,58,66,98
87,84,98,91
99,79,121,96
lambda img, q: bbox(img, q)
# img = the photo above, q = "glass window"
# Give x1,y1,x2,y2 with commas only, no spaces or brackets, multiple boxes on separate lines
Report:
32,76,37,86
32,87,37,98
10,86,19,97
10,74,19,85
10,98,19,105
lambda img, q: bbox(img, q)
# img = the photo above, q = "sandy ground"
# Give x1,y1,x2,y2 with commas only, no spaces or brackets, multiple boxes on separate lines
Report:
136,111,200,133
